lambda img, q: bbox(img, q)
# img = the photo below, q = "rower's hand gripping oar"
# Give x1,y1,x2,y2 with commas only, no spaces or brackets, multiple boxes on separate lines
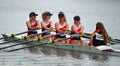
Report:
63,30,91,39
5,34,80,52
0,30,49,45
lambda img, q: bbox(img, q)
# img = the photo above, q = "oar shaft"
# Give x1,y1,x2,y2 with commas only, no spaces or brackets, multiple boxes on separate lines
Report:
0,32,55,50
6,42,47,52
15,30,29,35
5,35,72,52
0,30,31,40
6,38,69,52
0,41,33,50
0,39,20,45
0,37,4,40
0,31,47,45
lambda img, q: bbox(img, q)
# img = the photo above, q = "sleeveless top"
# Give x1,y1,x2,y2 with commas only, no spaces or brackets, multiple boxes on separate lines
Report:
71,24,82,34
27,21,38,35
57,22,67,31
41,21,51,32
54,22,67,39
93,32,105,46
28,21,37,30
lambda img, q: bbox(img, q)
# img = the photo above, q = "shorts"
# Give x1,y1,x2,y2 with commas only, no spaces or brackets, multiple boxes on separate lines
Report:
27,30,37,36
55,34,66,38
42,30,50,36
71,34,81,40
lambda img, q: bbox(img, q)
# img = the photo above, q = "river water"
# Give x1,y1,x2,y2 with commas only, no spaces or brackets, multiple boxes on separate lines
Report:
0,0,120,66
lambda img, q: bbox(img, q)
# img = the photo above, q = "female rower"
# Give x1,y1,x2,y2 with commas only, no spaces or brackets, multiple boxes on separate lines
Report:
41,11,53,37
69,15,86,45
88,22,109,46
26,12,40,38
55,12,69,43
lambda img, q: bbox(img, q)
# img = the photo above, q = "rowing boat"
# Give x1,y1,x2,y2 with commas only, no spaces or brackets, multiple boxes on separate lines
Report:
1,34,120,57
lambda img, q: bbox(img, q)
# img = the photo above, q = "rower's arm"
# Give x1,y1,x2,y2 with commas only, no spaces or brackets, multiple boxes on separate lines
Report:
35,20,41,30
26,21,36,30
80,26,84,33
88,32,96,46
41,22,50,30
55,23,63,33
71,25,79,34
50,21,53,28
65,23,69,30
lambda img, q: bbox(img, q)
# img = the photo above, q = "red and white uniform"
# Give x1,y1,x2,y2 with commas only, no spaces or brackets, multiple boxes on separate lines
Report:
69,24,83,44
29,22,37,29
71,24,82,34
27,22,38,36
42,21,51,31
54,22,67,40
56,22,67,32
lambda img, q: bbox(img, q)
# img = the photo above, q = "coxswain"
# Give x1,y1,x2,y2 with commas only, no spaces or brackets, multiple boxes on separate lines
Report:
88,22,109,46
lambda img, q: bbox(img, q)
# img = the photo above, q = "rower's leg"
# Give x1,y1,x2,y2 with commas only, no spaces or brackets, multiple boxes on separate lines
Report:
80,40,86,46
65,39,69,44
72,40,80,44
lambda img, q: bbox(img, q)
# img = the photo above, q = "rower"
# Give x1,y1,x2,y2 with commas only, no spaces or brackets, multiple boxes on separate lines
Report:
26,12,41,38
69,15,86,45
54,12,69,43
88,22,109,46
41,11,53,36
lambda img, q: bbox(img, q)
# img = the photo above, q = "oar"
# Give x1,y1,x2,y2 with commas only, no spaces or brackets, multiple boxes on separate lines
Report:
0,30,49,45
109,39,120,42
64,30,91,36
6,34,80,52
109,41,120,45
81,32,120,45
0,30,35,40
0,32,61,50
108,38,120,45
0,32,62,50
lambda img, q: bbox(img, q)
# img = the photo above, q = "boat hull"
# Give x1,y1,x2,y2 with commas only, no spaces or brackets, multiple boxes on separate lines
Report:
2,34,120,57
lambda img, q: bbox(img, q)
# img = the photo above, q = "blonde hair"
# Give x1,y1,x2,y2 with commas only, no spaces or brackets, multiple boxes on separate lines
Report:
42,12,47,21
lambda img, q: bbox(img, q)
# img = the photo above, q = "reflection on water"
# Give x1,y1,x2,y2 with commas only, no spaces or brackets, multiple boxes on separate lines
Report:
27,45,109,61
89,54,108,62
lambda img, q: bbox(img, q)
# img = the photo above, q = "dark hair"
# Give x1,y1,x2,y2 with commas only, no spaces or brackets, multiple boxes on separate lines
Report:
58,12,65,18
29,12,38,17
96,22,109,44
58,11,67,22
73,15,80,20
